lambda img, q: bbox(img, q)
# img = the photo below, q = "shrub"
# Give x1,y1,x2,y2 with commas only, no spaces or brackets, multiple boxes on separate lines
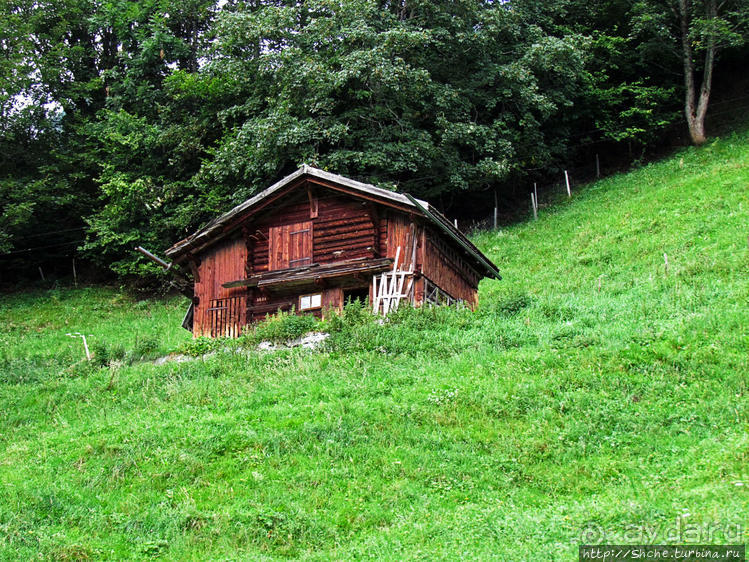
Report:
321,299,373,334
387,302,470,330
131,334,159,360
242,309,318,344
179,336,221,357
323,301,472,357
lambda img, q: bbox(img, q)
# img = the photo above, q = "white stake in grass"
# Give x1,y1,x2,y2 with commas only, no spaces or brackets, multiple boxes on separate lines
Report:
597,274,607,292
66,332,92,361
531,192,537,221
564,170,571,197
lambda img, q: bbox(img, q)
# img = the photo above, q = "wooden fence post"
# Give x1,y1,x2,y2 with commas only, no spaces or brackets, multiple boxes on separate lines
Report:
531,193,537,221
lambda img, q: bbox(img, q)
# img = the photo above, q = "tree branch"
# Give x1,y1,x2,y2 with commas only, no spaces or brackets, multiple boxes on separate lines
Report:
695,0,717,123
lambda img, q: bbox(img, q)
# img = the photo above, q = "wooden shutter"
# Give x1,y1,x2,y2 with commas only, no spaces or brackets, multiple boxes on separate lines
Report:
269,221,313,270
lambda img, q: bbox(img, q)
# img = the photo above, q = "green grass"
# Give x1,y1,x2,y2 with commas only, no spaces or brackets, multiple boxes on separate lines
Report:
1,130,748,560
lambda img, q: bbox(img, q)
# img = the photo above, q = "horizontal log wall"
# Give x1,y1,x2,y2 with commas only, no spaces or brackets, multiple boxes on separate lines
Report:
246,287,342,323
246,292,294,324
248,192,377,275
240,191,375,324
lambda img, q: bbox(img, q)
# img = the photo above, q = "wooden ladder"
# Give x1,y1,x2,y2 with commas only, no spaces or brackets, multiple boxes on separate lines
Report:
372,247,413,315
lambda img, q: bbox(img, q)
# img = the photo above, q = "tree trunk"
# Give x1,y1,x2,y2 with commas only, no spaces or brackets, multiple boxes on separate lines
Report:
687,113,707,145
679,0,716,146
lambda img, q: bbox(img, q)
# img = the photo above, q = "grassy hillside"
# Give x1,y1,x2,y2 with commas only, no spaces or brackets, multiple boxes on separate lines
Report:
1,130,748,560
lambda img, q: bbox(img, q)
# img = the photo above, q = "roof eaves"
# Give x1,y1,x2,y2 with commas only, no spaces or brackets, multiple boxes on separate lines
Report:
302,166,429,209
404,194,501,280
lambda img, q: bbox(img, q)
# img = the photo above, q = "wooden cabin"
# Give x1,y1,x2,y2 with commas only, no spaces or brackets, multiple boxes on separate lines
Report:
165,165,500,337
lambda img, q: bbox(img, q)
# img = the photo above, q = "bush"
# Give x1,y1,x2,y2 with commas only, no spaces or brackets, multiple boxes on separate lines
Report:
321,299,373,334
322,301,472,357
387,302,471,330
88,335,161,367
179,336,221,357
132,334,160,360
245,309,318,344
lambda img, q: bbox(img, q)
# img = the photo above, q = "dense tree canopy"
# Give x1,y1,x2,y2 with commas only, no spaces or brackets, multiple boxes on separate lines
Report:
1,0,747,279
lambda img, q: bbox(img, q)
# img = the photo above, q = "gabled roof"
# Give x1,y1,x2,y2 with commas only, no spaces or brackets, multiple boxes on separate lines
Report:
165,165,500,279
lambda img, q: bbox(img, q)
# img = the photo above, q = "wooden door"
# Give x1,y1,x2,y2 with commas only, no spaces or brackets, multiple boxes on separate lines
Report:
269,221,313,270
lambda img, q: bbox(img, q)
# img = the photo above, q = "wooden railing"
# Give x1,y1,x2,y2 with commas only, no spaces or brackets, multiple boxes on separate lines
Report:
206,296,246,338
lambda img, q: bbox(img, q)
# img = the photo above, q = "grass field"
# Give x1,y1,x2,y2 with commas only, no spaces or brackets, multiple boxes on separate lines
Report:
1,129,748,560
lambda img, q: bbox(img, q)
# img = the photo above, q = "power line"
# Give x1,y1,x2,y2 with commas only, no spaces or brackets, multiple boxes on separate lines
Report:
10,226,87,240
0,239,84,257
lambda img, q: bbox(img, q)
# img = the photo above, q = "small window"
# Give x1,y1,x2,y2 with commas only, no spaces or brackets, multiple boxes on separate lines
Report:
299,293,322,311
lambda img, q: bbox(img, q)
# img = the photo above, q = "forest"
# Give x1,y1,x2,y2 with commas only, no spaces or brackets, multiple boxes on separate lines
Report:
1,0,748,281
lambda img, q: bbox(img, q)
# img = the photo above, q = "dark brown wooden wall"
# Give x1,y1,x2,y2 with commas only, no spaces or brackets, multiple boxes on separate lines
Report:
268,220,313,270
378,213,479,308
384,213,420,271
420,230,481,307
248,192,377,275
242,190,376,324
244,286,343,323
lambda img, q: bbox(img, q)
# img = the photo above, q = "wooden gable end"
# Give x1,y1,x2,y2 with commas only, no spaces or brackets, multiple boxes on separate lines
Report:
245,184,379,275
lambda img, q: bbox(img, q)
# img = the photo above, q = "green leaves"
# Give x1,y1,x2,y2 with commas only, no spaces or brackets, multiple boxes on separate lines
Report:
195,0,589,201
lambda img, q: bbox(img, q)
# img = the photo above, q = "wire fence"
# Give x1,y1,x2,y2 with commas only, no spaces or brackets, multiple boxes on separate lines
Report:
462,95,749,233
463,152,610,233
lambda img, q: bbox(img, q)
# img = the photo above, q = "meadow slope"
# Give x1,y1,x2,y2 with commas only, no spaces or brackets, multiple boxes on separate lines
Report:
1,131,747,560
